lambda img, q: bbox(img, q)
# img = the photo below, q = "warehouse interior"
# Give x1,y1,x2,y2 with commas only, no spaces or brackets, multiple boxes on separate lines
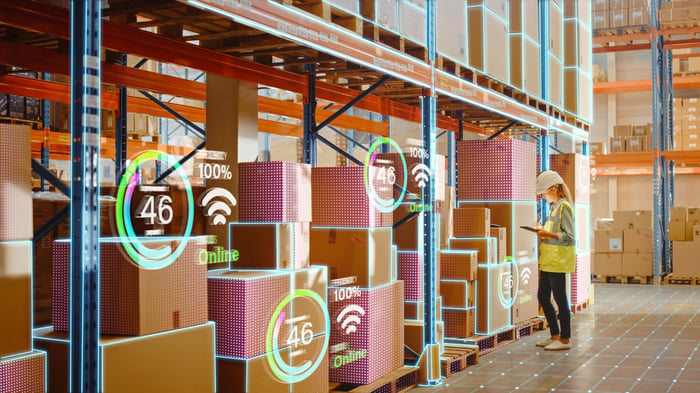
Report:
0,0,699,392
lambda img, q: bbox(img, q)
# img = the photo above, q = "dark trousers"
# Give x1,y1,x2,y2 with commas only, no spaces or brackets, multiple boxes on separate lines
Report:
537,271,571,339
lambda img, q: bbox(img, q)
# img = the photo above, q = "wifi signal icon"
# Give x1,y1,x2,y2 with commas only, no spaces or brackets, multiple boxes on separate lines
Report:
411,164,432,188
521,267,532,286
198,187,237,225
337,304,365,335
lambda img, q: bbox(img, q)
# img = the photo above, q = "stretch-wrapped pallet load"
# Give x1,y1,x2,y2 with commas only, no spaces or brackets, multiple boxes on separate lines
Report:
476,264,513,335
328,280,404,385
457,139,536,201
35,324,215,393
0,124,32,241
468,0,510,84
52,237,209,335
0,351,46,393
509,0,541,97
208,267,329,393
238,161,312,223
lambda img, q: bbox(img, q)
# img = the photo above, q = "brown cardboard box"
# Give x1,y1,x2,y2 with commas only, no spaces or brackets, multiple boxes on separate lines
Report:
476,264,512,334
468,5,510,83
102,109,116,131
631,124,649,136
613,210,653,230
404,298,443,321
229,222,309,270
442,309,475,338
510,34,541,97
693,225,700,241
627,136,644,152
623,229,654,253
614,125,632,137
491,227,507,263
594,230,623,253
671,206,687,222
441,280,473,309
549,55,563,108
511,259,539,324
609,0,628,10
589,142,607,155
34,323,216,393
593,253,623,276
628,6,649,26
0,351,46,392
453,207,491,237
669,220,687,241
610,136,626,152
437,0,466,63
671,241,700,277
441,187,455,249
642,135,652,152
592,0,607,12
0,241,31,358
310,227,392,288
448,237,498,264
610,8,628,27
440,250,478,281
550,153,590,204
509,0,539,39
622,252,653,276
593,9,608,29
393,203,422,251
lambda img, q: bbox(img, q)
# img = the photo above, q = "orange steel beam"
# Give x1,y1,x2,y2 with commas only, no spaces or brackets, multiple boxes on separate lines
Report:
594,167,700,176
592,32,651,45
591,151,700,168
593,76,700,94
0,0,470,134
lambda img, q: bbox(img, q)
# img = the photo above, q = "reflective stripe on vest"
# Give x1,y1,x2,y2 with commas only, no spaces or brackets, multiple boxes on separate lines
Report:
539,199,576,273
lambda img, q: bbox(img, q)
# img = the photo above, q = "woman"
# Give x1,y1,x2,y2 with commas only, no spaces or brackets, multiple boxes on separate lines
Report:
534,170,575,351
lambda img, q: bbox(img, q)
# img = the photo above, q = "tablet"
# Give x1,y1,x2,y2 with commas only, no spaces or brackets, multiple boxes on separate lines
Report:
519,225,540,233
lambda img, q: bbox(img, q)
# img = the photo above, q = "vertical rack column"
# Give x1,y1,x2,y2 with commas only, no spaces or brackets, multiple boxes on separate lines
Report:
69,0,102,392
303,63,317,166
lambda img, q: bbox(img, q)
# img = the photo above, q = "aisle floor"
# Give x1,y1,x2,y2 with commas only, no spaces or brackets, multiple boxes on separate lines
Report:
414,284,700,393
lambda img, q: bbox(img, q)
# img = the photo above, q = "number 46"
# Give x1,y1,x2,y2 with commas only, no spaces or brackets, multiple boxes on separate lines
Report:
136,195,173,225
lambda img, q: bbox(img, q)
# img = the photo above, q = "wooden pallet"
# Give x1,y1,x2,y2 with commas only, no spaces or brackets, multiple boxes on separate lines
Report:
280,0,363,34
496,327,516,347
571,299,591,313
661,21,697,30
664,276,700,286
363,23,427,63
329,366,419,393
593,25,648,37
440,344,479,378
593,275,651,284
515,317,546,340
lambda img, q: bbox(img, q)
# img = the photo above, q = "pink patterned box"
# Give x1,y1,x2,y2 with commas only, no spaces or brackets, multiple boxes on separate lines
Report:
311,166,392,227
208,267,327,359
328,280,404,384
238,161,312,222
571,252,591,307
457,139,536,201
0,124,32,241
397,251,423,301
549,154,590,204
0,351,45,393
52,237,208,335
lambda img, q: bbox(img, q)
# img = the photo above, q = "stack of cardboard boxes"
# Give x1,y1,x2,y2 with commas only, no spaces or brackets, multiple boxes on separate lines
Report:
564,0,593,122
673,98,700,151
310,166,404,385
670,207,700,278
593,210,653,278
660,0,700,28
593,0,649,29
0,124,46,393
610,124,653,153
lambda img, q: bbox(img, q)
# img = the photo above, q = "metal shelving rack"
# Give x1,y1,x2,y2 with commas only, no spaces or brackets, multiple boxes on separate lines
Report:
0,0,592,388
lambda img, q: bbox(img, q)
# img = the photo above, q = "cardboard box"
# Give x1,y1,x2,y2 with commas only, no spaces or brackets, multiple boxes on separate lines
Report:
610,136,626,153
693,225,700,241
310,227,392,288
592,0,607,12
405,319,446,354
549,0,563,59
453,207,491,237
449,237,498,264
549,153,591,204
671,206,687,222
0,351,46,393
208,267,327,359
468,5,510,83
0,241,31,358
609,0,628,10
510,34,541,97
629,6,649,26
399,0,426,44
610,8,628,27
441,280,473,309
549,55,563,108
491,227,507,263
404,298,442,321
669,220,686,241
509,0,539,39
229,222,309,270
594,230,623,253
576,204,591,252
311,166,391,227
511,259,539,324
240,161,312,223
688,208,700,238
571,253,591,307
53,237,209,336
437,0,467,62
439,250,478,281
375,0,398,30
0,124,32,241
328,280,403,384
623,229,654,253
593,253,623,276
627,136,644,152
398,251,426,301
593,9,608,29
34,323,215,393
476,264,512,334
393,203,423,251
376,153,446,202
622,252,653,277
441,186,455,248
589,142,607,155
442,309,475,338
217,335,328,393
614,125,632,137
672,241,700,277
613,210,652,230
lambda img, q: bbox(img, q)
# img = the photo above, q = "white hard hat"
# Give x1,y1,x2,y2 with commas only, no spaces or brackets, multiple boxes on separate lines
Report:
536,170,564,195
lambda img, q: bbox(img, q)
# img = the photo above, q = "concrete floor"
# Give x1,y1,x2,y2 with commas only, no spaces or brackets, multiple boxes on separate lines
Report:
414,284,700,393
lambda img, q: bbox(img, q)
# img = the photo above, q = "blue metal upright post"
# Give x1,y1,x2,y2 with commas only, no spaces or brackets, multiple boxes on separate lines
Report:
70,1,101,391
421,0,439,385
539,129,550,224
40,143,50,192
539,0,550,103
42,73,51,129
116,53,128,185
303,63,317,166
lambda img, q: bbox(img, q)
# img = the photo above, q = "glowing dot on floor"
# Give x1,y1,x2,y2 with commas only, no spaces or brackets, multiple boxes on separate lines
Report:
568,375,572,378
480,386,484,389
469,372,473,375
551,363,555,366
674,380,677,383
515,388,519,390
595,354,599,357
501,373,505,376
551,389,556,391
534,374,538,377
681,367,685,371
489,361,493,364
615,365,618,368
638,378,641,381
602,377,606,380
520,361,524,365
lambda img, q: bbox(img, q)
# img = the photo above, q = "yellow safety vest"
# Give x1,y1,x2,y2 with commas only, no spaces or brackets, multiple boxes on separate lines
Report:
539,199,576,273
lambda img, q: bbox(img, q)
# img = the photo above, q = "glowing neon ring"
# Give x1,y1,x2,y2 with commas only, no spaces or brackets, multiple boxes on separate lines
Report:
363,137,408,213
498,257,519,309
265,289,330,383
115,150,194,270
